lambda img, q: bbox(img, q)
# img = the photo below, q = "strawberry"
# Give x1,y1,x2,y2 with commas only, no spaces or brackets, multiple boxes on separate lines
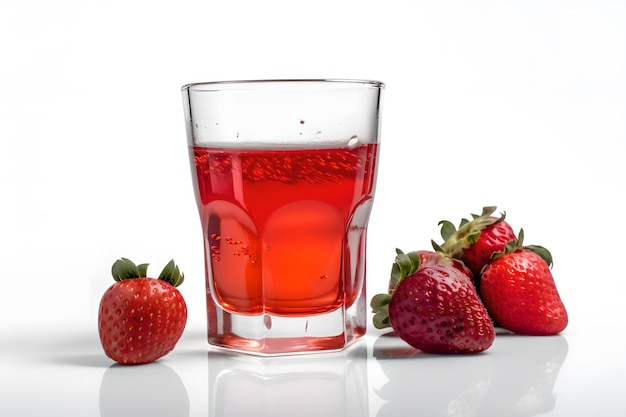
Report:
98,258,188,365
480,230,568,335
434,206,517,278
372,251,495,354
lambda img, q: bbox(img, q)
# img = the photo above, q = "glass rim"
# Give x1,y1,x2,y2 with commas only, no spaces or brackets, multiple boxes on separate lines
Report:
181,78,385,92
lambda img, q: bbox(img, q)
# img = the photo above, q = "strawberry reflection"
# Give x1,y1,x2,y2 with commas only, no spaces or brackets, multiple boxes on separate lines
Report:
373,330,568,416
99,362,189,417
208,343,368,417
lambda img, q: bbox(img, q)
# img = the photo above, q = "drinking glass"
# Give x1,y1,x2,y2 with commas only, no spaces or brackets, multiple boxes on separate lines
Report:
181,79,384,355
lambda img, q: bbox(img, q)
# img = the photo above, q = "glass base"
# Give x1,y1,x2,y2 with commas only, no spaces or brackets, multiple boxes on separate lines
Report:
206,297,367,356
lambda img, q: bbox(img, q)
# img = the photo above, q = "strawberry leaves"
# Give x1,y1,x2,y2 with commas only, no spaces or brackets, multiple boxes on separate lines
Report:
111,258,184,287
371,294,391,329
433,206,505,257
390,249,421,290
371,249,422,329
112,258,149,281
491,228,554,268
159,259,185,287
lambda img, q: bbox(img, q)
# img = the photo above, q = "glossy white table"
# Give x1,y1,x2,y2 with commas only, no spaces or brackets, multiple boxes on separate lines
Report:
1,319,621,417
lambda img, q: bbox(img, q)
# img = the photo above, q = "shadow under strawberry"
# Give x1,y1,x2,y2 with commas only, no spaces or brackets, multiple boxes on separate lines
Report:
372,331,568,417
477,333,569,416
99,362,189,417
373,332,496,416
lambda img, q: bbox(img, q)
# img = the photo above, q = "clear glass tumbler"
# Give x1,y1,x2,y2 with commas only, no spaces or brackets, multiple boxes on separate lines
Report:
181,79,384,355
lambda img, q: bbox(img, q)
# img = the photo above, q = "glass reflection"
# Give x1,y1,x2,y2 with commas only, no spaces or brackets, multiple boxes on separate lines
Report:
99,362,189,417
373,330,569,417
208,342,368,417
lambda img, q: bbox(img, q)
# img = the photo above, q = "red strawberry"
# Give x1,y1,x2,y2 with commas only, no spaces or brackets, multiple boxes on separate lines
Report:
98,258,188,365
372,252,495,354
434,206,517,277
480,231,568,335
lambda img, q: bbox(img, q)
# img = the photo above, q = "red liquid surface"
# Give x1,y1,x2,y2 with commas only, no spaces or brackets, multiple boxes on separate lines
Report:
192,144,378,317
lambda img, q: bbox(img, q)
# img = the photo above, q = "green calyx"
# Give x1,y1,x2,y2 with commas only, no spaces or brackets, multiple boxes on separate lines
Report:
371,293,392,329
389,249,422,290
492,228,554,268
432,206,504,257
371,249,422,329
111,258,185,287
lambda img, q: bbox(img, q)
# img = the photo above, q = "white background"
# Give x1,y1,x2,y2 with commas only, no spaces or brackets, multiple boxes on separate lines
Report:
3,0,624,332
1,0,625,415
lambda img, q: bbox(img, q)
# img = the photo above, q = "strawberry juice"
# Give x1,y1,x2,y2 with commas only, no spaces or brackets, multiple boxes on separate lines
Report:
192,143,378,322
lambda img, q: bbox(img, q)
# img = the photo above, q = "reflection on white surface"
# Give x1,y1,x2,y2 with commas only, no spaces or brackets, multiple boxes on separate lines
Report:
3,326,626,416
99,362,189,417
372,330,569,417
207,342,369,417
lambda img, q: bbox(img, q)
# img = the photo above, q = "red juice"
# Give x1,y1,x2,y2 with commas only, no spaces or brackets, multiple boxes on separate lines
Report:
192,143,378,317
